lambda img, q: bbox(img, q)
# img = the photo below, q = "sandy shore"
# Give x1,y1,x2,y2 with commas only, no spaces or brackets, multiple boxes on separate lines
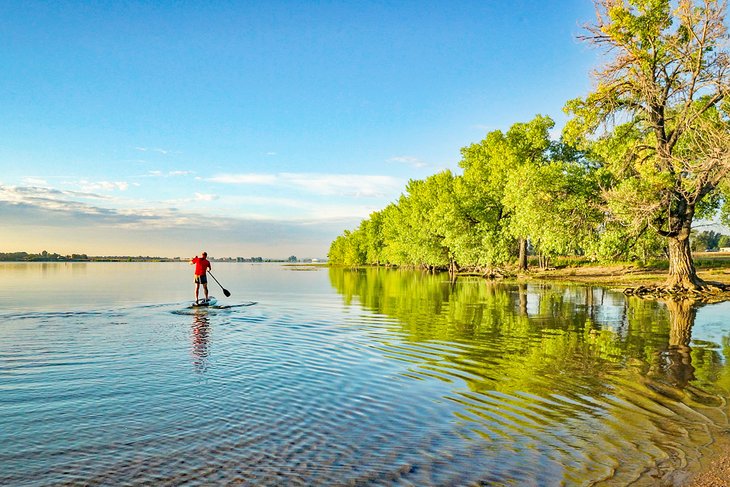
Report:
688,434,730,486
523,263,730,290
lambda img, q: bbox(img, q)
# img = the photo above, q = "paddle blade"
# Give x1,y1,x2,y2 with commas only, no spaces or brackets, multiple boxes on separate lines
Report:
223,288,231,297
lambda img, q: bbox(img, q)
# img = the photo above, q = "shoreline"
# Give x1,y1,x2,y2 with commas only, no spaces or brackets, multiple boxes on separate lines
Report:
688,433,730,486
518,264,730,287
519,263,730,289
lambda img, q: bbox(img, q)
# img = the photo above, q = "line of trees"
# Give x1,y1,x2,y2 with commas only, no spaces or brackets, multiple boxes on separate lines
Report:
0,252,179,262
328,115,658,272
329,0,730,291
0,251,88,262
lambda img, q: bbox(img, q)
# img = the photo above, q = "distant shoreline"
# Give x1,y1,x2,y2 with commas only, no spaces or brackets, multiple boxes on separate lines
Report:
0,258,305,263
0,252,324,263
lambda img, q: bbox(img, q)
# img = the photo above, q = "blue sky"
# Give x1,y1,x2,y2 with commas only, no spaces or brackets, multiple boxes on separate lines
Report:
0,0,597,259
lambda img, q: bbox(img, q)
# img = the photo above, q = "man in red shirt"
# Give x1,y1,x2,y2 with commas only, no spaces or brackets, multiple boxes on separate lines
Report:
190,251,212,303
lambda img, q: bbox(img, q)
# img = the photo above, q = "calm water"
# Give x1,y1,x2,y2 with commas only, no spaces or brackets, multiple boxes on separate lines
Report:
2,263,730,486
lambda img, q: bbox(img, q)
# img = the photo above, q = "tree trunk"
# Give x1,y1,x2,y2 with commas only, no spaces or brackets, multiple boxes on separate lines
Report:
666,234,705,290
448,260,458,280
517,238,528,272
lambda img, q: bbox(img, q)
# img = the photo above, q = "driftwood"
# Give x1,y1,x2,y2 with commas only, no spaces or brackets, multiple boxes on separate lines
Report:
454,267,515,280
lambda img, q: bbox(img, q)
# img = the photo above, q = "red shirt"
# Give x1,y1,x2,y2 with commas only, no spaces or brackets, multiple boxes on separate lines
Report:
192,256,211,276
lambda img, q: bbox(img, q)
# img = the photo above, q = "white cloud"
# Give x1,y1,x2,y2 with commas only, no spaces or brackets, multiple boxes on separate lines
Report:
78,180,129,192
147,170,194,177
1,185,112,216
22,177,49,186
195,192,219,201
1,184,110,202
208,173,278,185
207,172,402,197
388,156,427,169
136,147,174,155
282,173,400,197
216,194,384,220
1,184,193,228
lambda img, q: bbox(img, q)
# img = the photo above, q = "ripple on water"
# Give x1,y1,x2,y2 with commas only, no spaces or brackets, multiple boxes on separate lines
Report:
2,294,730,486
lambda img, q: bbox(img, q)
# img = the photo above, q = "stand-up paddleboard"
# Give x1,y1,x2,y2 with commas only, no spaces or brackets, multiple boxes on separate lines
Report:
173,300,256,315
191,296,217,308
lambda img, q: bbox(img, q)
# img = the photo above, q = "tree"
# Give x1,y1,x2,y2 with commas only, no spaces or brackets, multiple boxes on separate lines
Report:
393,172,458,270
718,234,730,248
504,160,603,266
690,230,722,251
459,115,556,271
565,0,730,290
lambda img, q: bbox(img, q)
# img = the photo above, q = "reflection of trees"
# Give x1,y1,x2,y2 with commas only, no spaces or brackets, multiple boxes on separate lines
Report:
328,267,730,402
331,268,633,399
644,299,728,407
650,299,696,390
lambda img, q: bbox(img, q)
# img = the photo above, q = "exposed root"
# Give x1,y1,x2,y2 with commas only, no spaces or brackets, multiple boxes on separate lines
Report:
624,282,730,301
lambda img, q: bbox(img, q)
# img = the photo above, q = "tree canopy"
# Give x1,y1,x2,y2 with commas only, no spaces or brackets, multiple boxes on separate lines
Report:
565,0,730,289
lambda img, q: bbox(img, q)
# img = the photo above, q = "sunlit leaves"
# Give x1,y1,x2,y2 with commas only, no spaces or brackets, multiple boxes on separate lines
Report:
504,162,603,258
565,0,730,286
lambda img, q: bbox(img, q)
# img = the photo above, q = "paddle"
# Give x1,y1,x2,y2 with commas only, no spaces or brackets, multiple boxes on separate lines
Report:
207,271,231,297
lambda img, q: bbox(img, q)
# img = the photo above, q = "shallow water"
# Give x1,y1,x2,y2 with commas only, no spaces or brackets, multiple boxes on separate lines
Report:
1,262,730,485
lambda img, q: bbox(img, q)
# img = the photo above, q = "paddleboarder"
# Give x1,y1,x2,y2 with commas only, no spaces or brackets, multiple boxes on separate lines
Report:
190,252,212,303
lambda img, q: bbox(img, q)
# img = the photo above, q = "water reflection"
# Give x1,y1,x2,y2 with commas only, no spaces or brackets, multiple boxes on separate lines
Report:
644,299,727,409
191,312,211,374
329,267,730,482
328,268,728,395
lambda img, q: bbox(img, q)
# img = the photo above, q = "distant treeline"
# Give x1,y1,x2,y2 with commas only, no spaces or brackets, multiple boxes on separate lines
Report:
0,252,304,263
0,251,174,262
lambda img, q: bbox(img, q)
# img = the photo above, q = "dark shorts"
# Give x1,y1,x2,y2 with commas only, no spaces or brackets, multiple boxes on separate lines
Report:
194,274,208,284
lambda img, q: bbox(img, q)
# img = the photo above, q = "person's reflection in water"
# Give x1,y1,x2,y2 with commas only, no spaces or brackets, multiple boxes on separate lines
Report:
191,312,211,374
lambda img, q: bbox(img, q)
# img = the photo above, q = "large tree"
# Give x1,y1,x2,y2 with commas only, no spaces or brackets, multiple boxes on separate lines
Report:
565,0,730,290
459,115,555,271
503,160,602,266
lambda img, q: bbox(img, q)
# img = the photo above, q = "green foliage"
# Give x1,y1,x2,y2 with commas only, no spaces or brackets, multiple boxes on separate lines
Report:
719,234,730,248
589,221,667,262
691,230,725,251
564,0,730,284
330,115,621,269
504,160,603,258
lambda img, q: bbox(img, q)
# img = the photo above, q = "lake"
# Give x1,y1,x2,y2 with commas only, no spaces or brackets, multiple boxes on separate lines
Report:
1,262,730,485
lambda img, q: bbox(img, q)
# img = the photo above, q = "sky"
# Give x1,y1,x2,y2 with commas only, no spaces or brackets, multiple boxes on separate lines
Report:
0,0,599,259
